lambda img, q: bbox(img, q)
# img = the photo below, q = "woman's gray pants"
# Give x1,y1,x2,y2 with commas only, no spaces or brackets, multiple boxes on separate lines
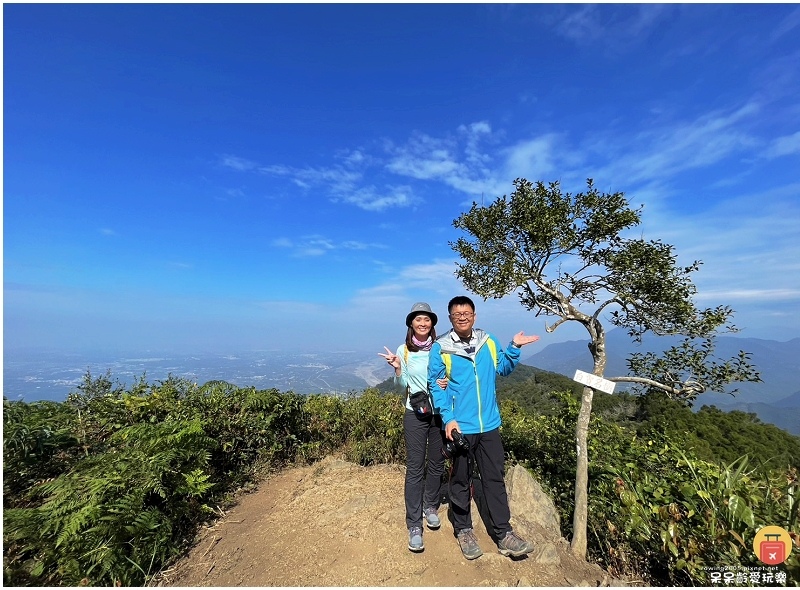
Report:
403,409,445,529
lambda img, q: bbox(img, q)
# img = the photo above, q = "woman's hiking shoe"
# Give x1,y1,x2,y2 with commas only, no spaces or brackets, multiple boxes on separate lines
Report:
456,528,483,560
497,530,534,557
423,506,441,529
408,526,424,552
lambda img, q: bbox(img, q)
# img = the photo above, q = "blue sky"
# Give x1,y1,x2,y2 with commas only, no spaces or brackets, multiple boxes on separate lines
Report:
4,3,800,357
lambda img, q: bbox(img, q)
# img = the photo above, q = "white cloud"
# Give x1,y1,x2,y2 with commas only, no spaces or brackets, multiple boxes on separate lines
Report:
394,260,461,294
764,131,800,158
348,257,589,345
770,6,800,42
221,98,764,216
376,101,764,206
385,133,462,180
460,121,492,136
501,135,560,182
221,153,418,212
592,103,761,185
221,155,258,171
367,107,800,340
340,149,369,167
272,235,386,258
335,185,418,211
218,95,798,344
627,180,800,340
261,163,362,194
383,126,505,198
557,5,602,43
553,4,672,48
349,260,460,320
272,237,293,248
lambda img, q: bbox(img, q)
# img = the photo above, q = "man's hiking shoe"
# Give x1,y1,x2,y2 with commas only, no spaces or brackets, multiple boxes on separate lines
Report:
423,506,441,529
457,528,483,560
408,526,424,552
498,530,534,557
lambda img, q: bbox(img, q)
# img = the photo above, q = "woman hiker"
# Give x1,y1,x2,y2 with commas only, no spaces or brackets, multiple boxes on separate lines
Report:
378,302,447,552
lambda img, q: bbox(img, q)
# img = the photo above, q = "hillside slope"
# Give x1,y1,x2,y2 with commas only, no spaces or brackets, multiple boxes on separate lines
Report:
155,457,629,587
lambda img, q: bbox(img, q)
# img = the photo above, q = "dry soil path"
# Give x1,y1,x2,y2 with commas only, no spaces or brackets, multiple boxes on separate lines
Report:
156,457,621,587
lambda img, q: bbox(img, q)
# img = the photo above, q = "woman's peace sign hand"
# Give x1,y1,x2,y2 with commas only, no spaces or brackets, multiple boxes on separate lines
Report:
377,346,401,370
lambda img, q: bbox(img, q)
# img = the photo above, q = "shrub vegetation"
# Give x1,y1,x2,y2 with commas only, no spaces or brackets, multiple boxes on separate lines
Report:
4,369,798,586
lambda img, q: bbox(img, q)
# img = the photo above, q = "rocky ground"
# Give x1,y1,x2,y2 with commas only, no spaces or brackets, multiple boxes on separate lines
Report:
155,456,637,587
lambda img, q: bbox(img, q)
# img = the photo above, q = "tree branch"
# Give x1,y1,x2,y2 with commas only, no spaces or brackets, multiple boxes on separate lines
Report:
607,375,709,399
544,316,572,333
592,296,623,323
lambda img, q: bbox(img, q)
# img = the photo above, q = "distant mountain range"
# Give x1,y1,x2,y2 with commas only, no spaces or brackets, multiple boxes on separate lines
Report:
523,330,800,435
6,334,798,435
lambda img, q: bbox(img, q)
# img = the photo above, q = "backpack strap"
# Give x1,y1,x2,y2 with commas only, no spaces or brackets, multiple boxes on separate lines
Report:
486,338,498,369
441,339,497,379
442,352,452,378
402,345,411,398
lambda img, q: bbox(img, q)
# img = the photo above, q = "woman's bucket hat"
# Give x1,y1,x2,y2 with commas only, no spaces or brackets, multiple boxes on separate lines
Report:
405,302,438,327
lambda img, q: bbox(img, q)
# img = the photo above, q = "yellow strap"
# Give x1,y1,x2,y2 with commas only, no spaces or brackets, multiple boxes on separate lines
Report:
442,339,497,378
487,339,498,369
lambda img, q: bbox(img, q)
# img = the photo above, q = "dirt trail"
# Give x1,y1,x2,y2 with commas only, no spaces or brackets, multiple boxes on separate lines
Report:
156,457,624,587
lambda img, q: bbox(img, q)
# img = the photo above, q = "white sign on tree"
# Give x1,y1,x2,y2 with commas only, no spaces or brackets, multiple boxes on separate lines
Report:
573,370,616,394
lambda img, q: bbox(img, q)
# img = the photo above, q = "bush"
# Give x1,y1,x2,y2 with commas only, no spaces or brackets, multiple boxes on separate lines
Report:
3,399,80,503
501,390,799,586
500,394,579,518
5,374,798,587
4,419,214,586
587,429,798,585
339,389,405,465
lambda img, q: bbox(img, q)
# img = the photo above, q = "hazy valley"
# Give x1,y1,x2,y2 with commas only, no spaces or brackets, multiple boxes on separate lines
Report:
5,332,799,435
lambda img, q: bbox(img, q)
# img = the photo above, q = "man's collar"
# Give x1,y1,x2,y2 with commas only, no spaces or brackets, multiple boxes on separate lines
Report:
450,329,474,343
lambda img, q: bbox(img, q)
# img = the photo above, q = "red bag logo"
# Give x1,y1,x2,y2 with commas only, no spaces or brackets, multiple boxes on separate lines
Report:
753,526,791,566
759,534,785,565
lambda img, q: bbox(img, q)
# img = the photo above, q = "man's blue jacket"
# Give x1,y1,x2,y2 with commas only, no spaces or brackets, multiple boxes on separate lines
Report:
427,328,521,434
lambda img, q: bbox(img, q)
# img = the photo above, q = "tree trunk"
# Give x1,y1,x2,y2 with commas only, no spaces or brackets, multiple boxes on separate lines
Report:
570,384,593,559
570,328,606,560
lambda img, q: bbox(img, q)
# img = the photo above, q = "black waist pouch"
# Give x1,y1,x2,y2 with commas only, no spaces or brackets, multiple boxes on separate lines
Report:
408,390,433,416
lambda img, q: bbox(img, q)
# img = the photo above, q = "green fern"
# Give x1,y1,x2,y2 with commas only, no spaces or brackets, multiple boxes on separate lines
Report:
4,418,214,585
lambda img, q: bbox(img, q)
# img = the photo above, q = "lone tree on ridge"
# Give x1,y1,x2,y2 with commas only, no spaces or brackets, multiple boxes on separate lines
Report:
451,178,761,559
